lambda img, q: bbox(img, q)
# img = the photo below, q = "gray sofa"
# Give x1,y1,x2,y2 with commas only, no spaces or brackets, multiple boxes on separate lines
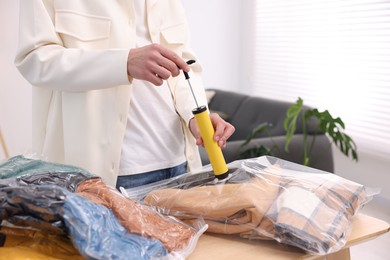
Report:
199,89,334,173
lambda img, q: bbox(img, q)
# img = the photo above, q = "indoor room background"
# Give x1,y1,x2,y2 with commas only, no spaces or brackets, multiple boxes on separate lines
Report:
1,0,389,206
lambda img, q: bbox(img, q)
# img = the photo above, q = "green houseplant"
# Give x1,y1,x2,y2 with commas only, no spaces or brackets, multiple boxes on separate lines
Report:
239,97,358,167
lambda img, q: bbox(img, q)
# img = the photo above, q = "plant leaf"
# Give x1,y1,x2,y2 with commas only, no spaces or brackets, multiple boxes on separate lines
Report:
284,97,303,152
240,122,271,147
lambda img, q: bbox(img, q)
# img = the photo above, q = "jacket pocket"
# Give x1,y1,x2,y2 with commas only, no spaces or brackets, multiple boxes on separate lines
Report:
160,23,187,56
55,10,111,42
160,23,187,44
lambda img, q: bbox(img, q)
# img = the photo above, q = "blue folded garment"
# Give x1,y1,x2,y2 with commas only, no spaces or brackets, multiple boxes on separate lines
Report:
63,192,168,260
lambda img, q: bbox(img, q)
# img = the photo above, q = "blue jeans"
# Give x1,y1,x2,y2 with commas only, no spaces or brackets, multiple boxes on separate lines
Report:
116,162,187,190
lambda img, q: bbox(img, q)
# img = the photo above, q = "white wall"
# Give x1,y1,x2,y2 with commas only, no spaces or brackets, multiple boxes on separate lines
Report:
0,0,32,159
182,0,242,92
1,0,389,204
334,148,390,201
182,0,255,93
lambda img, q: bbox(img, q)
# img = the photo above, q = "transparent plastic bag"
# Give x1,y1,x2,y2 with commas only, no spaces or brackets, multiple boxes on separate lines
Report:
0,155,94,182
75,178,207,259
0,155,207,259
134,156,375,255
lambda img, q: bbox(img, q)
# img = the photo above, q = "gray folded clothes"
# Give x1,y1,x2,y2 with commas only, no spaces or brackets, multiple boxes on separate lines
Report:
0,155,94,192
0,155,94,181
0,184,68,235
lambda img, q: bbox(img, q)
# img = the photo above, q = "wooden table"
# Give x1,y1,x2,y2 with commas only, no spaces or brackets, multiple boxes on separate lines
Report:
188,214,390,260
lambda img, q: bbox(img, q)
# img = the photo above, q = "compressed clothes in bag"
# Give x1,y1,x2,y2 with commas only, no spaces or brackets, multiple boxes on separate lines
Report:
76,178,199,252
0,155,206,259
0,155,94,183
62,191,168,260
2,185,167,259
0,155,95,235
0,184,69,235
141,156,372,255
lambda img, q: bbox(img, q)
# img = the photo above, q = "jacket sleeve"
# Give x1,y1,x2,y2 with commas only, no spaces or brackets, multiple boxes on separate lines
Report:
14,0,131,92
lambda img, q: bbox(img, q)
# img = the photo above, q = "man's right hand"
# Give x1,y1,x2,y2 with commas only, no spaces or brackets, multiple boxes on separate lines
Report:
127,44,190,86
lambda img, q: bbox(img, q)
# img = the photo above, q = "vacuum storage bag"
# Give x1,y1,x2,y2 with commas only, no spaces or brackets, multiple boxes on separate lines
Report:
129,156,374,255
0,155,206,260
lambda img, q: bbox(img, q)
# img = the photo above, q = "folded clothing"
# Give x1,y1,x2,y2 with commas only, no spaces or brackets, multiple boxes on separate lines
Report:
0,184,68,235
76,178,197,252
0,184,169,260
0,155,94,182
265,165,367,254
0,155,206,258
144,174,281,238
143,159,369,255
63,192,168,260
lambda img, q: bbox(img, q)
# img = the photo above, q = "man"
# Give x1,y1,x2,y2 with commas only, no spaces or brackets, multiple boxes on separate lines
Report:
15,0,235,188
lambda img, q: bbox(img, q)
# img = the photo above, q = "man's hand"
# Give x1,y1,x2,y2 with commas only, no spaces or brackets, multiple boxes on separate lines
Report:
127,44,190,86
189,113,235,148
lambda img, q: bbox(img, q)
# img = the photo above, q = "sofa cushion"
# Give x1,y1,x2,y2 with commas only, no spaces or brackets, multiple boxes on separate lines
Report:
229,97,292,140
207,89,248,124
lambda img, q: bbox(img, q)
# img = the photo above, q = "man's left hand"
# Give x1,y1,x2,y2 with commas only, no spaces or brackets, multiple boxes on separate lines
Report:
189,113,235,148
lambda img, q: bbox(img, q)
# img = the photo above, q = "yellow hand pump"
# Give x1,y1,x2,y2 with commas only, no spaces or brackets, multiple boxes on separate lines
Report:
183,60,229,180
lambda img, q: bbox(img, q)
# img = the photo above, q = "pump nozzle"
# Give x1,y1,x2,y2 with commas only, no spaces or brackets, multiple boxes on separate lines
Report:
183,60,199,108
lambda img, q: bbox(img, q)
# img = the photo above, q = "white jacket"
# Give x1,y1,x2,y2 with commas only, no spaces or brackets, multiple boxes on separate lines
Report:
15,0,207,186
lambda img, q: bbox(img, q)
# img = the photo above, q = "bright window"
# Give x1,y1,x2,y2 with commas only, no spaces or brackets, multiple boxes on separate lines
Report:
252,0,390,160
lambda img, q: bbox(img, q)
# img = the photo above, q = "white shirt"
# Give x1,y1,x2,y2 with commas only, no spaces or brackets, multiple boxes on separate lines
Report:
119,0,186,175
